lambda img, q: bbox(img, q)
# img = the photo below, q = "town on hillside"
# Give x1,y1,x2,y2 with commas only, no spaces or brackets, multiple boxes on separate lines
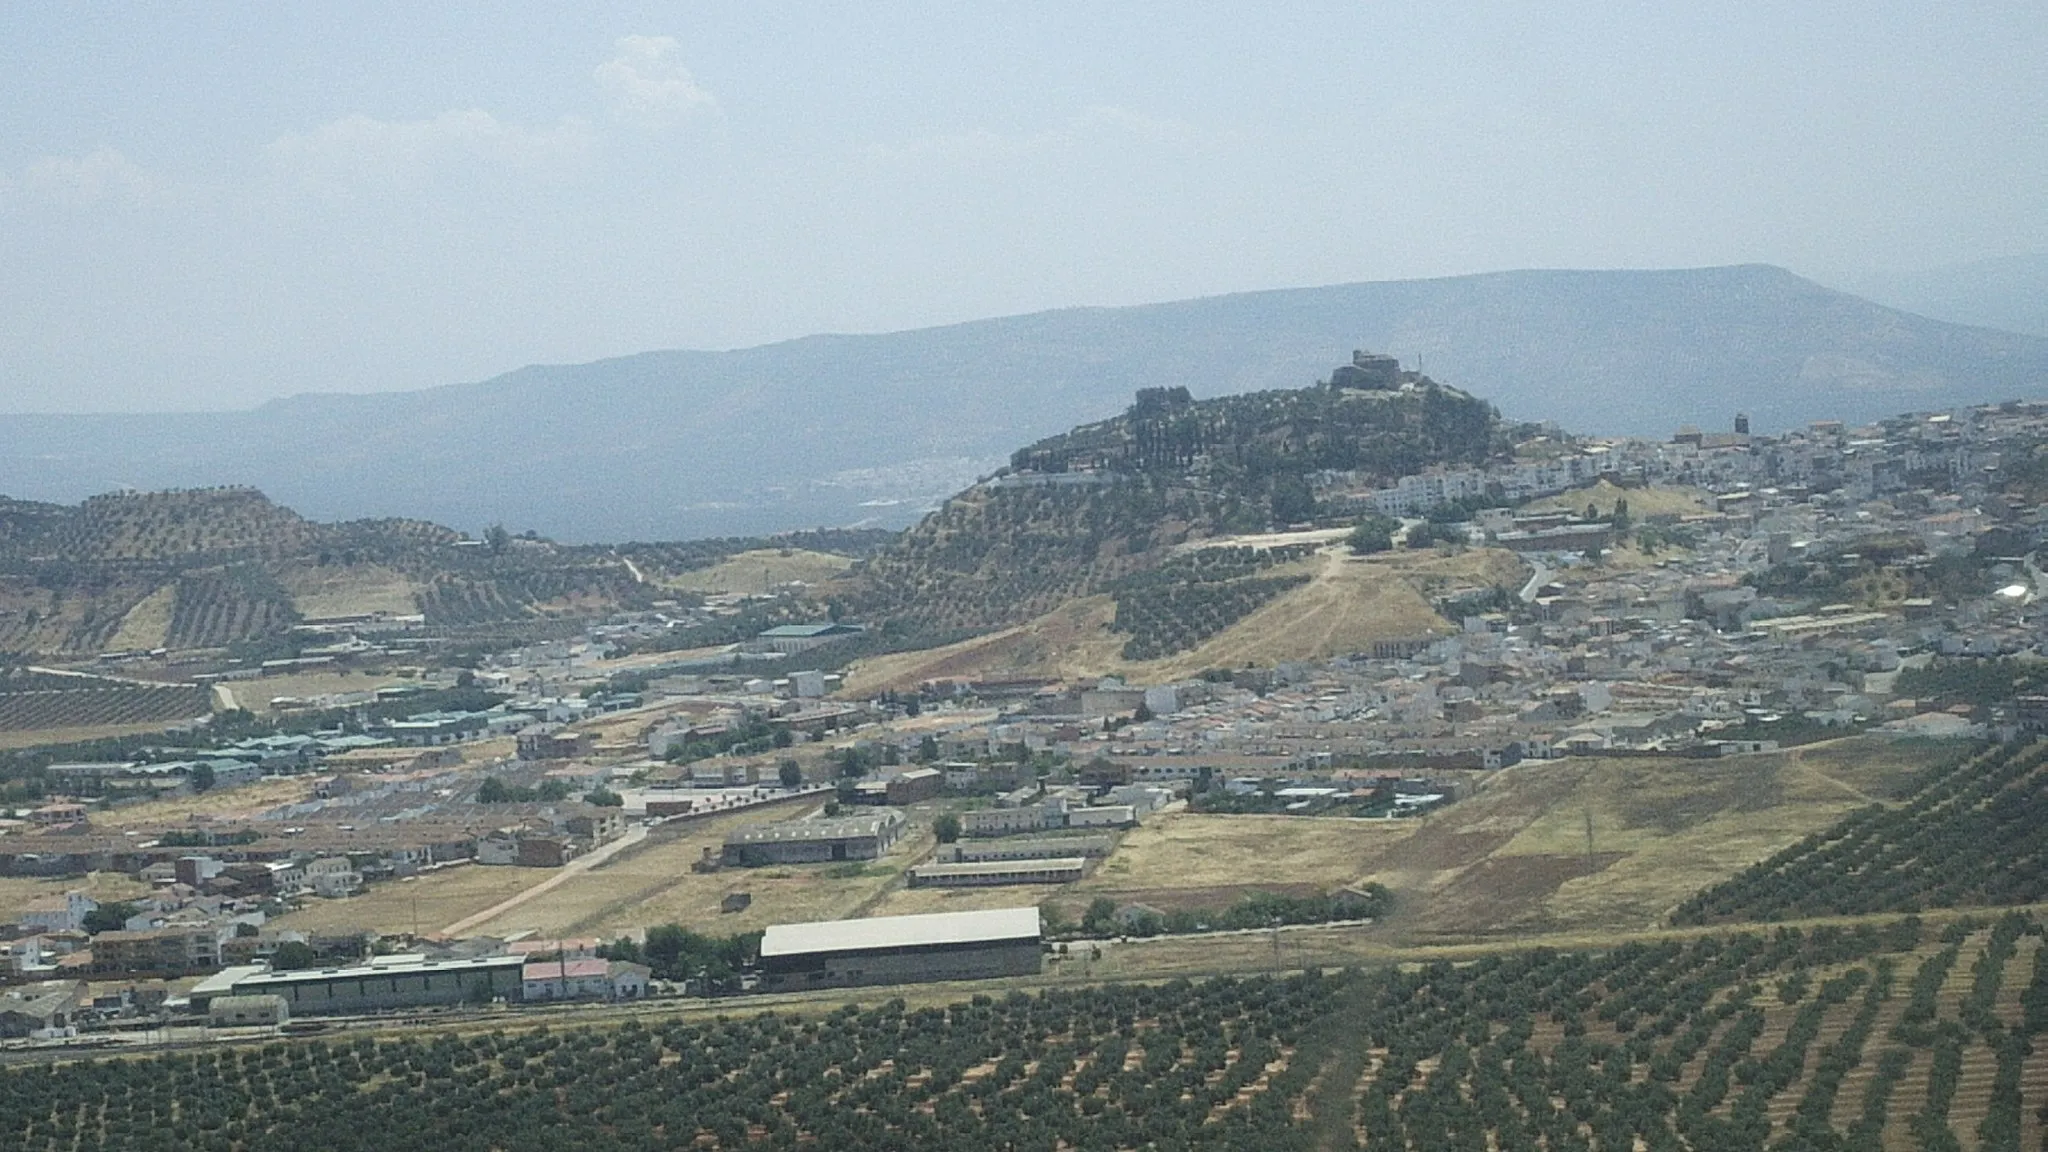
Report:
2,359,2047,1046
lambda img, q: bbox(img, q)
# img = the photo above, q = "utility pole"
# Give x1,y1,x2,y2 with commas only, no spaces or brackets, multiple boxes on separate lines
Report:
1583,805,1596,875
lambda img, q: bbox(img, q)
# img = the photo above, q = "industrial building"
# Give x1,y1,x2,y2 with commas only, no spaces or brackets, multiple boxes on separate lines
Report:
1065,804,1137,829
961,805,1063,837
224,955,526,1015
908,857,1087,888
885,767,943,805
748,622,866,654
937,835,1115,863
208,994,289,1028
757,906,1042,992
0,982,82,1038
723,810,905,866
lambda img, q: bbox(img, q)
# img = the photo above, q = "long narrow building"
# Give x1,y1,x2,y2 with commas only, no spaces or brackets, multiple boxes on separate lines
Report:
757,907,1042,992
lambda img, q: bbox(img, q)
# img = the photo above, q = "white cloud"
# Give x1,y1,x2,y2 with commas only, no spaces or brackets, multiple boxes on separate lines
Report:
268,108,593,196
0,148,150,210
595,35,716,127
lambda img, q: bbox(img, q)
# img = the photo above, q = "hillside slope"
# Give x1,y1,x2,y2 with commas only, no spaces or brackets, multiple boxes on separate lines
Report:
0,265,2040,540
838,377,1505,639
0,488,658,655
1854,252,2048,338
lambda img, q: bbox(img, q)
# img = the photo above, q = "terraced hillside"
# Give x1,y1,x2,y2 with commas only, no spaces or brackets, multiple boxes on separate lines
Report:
0,488,715,655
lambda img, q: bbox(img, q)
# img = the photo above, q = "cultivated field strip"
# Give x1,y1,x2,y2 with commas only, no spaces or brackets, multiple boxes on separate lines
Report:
1337,917,2046,1152
4,917,2044,1151
0,682,208,732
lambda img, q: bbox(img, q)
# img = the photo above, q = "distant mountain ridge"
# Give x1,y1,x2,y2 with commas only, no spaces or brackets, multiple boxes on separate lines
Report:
1850,253,2048,339
1,264,2042,542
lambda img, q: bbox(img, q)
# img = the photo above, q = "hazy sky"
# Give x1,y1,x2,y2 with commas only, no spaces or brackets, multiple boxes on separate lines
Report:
3,2,2043,413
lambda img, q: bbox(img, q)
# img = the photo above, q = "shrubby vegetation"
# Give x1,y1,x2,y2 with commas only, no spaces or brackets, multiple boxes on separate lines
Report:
476,777,575,804
1348,516,1399,554
1077,884,1392,937
599,925,760,993
1895,657,2048,712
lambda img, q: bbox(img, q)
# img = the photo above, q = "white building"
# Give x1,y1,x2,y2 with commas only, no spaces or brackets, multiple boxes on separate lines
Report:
521,959,651,1002
17,892,95,935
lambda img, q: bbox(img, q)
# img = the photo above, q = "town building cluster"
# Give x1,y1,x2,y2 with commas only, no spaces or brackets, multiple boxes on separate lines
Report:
3,396,2047,1038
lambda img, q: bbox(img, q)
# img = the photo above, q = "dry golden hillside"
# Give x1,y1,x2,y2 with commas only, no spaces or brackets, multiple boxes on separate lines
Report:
843,543,1525,693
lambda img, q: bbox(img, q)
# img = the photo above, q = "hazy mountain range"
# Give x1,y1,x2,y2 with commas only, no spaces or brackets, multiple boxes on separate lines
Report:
3,263,2043,542
1850,253,2048,340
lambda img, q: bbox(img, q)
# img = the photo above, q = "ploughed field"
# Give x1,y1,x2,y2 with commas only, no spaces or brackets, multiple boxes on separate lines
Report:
8,916,2048,1152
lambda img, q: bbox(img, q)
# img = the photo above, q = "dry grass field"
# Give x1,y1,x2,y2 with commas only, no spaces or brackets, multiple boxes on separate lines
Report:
86,776,315,830
844,544,1527,694
270,797,930,942
105,585,178,651
1526,479,1713,520
0,872,152,923
1361,737,1936,942
274,563,420,618
1075,812,1410,896
232,670,392,712
665,549,854,596
0,720,192,751
273,863,550,939
871,812,1417,925
841,596,1127,694
868,736,1937,950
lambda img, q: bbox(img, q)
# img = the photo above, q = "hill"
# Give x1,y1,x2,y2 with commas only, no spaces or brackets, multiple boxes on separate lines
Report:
0,488,879,657
1854,252,2048,339
0,265,2042,541
837,375,1508,642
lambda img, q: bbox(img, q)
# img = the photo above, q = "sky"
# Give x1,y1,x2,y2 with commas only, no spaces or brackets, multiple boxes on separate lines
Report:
1,2,2043,413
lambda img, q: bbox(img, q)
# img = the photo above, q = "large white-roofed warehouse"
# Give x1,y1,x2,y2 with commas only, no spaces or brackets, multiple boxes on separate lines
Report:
757,907,1042,992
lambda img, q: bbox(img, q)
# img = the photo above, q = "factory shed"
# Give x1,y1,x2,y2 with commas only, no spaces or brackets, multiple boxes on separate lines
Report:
909,857,1087,887
758,906,1041,992
225,955,525,1016
723,810,905,866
